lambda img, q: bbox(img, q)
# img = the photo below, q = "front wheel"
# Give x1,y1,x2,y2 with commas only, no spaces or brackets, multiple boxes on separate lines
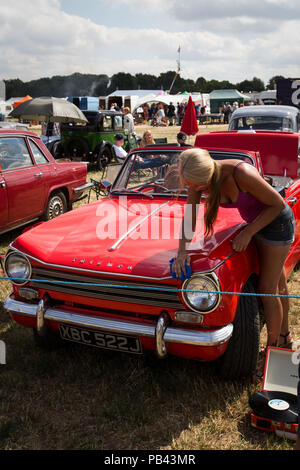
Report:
216,279,260,380
43,191,68,221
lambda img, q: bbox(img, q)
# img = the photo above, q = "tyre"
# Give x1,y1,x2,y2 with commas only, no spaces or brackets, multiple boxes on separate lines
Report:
97,147,112,171
43,191,67,221
217,279,260,380
67,138,89,160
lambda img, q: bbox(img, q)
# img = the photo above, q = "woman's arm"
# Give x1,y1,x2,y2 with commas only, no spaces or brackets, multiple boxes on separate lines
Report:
173,188,201,277
232,164,286,252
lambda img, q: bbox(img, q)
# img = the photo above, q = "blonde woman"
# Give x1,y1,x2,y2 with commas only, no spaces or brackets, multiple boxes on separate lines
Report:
140,130,155,147
174,148,295,378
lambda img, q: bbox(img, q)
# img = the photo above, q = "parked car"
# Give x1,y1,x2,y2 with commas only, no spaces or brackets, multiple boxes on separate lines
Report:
228,105,300,133
52,110,138,169
3,132,300,379
0,129,92,235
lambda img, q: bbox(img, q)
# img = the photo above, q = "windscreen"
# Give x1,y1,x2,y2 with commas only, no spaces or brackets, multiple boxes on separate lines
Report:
230,115,293,132
112,150,255,197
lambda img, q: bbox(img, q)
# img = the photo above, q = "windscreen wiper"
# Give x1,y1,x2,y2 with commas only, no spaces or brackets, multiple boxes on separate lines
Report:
111,189,154,199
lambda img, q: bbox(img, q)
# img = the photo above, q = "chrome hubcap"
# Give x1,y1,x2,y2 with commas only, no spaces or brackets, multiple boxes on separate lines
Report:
49,197,63,218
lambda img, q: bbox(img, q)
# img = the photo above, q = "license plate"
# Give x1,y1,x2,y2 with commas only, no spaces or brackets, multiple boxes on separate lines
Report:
59,324,142,354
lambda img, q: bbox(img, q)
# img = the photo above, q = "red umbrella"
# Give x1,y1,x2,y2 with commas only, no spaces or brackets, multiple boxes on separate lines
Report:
180,96,199,137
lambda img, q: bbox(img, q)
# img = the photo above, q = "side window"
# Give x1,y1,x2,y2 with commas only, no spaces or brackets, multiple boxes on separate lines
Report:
114,115,123,130
103,116,112,130
28,139,49,164
0,137,33,170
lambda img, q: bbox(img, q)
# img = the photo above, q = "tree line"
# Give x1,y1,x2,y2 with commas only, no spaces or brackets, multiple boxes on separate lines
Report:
4,72,283,100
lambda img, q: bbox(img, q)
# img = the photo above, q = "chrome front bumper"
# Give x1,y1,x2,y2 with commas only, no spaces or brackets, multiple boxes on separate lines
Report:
4,296,233,357
73,182,93,193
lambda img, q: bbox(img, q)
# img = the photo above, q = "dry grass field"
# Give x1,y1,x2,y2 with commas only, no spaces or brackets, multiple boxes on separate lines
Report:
0,123,299,450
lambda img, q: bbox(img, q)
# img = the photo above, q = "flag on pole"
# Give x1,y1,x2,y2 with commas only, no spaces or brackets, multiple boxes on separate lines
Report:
178,45,181,53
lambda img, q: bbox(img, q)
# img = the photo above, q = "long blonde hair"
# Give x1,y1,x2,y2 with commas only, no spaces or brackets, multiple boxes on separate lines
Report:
140,130,155,147
179,148,222,236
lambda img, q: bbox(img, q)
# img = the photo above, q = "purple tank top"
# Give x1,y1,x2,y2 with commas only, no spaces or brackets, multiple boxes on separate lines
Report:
219,161,266,223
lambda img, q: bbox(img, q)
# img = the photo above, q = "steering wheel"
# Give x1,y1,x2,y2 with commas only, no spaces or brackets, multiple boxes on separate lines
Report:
135,182,171,193
0,146,9,157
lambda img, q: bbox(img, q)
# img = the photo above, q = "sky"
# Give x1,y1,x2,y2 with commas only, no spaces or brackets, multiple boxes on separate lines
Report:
1,0,300,87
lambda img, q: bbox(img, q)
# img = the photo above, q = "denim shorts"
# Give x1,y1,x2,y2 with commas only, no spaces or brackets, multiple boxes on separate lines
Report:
255,204,295,246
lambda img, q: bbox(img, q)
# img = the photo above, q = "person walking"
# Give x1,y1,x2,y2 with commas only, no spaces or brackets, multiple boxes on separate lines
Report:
156,104,166,126
167,102,176,126
123,107,135,135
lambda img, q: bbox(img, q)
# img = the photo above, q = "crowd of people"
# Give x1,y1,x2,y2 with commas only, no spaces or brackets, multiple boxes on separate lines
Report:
219,99,262,124
133,101,209,127
134,98,261,126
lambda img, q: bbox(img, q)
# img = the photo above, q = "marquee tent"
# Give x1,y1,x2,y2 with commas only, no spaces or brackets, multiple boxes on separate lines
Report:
209,89,251,113
132,93,205,114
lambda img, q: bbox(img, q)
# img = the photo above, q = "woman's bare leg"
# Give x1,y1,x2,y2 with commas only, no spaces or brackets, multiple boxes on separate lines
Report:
278,268,291,341
255,239,291,347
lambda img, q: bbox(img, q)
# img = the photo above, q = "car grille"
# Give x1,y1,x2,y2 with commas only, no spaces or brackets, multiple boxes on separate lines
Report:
31,267,182,309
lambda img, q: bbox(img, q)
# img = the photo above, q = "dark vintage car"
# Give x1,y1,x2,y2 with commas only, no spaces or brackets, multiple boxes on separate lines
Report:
51,110,138,169
0,129,92,235
3,132,300,379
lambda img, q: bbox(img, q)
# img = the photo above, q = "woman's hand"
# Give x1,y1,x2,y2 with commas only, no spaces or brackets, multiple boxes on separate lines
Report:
172,251,191,278
231,227,253,252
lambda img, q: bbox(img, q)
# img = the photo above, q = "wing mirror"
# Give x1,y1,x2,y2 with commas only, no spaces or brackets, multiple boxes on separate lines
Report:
100,180,112,192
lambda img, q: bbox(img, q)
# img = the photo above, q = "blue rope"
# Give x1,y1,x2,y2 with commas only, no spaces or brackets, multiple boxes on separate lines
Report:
1,276,300,299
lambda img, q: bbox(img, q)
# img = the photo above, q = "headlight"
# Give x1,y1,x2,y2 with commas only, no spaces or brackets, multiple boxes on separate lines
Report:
4,252,32,285
182,273,221,313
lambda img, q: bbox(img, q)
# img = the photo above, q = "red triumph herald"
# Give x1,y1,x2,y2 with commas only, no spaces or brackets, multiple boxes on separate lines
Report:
3,131,300,379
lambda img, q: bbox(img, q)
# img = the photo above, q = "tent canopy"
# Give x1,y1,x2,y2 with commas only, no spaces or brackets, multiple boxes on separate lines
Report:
107,89,165,98
209,89,251,112
132,93,204,114
13,95,32,109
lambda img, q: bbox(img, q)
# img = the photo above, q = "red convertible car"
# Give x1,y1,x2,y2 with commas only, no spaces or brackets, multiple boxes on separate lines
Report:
3,131,300,379
0,129,92,235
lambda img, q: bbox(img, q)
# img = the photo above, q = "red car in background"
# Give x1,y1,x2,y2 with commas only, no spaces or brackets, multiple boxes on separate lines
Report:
0,130,92,235
3,131,300,380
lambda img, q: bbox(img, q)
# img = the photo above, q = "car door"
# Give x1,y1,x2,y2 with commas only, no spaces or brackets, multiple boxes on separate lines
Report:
0,136,46,226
